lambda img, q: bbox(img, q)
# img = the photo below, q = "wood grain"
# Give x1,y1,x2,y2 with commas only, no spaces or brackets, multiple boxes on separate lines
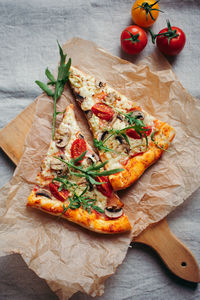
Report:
134,219,200,282
0,100,37,165
0,101,199,283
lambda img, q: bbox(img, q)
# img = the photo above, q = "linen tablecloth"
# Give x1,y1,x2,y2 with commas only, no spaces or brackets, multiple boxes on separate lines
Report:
0,0,199,299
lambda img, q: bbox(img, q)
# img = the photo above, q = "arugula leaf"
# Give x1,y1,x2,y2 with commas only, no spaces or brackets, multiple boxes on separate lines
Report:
93,138,114,153
60,188,104,216
54,152,124,187
92,205,104,213
73,151,87,164
35,42,71,139
150,131,168,151
45,68,55,83
35,81,54,97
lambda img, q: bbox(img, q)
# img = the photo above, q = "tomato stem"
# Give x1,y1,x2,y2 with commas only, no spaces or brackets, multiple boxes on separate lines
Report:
123,31,140,44
149,20,179,44
134,0,164,21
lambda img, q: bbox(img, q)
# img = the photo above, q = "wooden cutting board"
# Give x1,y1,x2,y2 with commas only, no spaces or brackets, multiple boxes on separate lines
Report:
0,101,199,283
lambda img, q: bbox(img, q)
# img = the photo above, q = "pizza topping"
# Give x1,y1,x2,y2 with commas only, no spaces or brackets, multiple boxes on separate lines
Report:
71,138,87,161
96,176,113,198
85,110,93,119
117,114,126,122
61,186,104,215
55,128,71,148
105,207,123,219
85,151,98,165
100,130,109,141
55,151,124,188
115,135,130,154
74,92,85,103
151,130,168,151
126,126,152,139
97,81,105,88
94,91,107,101
91,103,114,121
129,110,144,120
49,182,69,202
70,75,82,88
50,155,67,171
36,189,52,199
104,92,116,104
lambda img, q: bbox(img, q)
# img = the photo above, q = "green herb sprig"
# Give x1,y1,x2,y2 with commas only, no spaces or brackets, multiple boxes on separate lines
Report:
150,131,168,151
55,151,124,187
35,42,71,139
61,186,104,216
93,135,116,153
94,122,150,153
52,176,78,192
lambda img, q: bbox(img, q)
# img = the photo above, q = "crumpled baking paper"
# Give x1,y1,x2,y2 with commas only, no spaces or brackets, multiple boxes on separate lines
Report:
0,38,200,299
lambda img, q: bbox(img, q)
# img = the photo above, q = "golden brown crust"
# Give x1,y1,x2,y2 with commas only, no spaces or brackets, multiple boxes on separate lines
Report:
109,120,176,191
27,191,131,234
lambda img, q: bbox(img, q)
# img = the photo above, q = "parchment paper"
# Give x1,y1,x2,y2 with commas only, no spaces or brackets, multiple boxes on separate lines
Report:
0,38,200,299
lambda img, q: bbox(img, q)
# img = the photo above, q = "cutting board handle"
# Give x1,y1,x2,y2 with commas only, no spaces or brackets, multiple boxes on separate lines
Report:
134,218,200,283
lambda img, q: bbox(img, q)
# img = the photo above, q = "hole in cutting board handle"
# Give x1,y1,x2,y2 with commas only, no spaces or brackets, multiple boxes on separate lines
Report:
181,261,187,267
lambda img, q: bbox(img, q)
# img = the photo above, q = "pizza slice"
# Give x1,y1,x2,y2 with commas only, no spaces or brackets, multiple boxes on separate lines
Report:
27,104,131,234
68,66,176,191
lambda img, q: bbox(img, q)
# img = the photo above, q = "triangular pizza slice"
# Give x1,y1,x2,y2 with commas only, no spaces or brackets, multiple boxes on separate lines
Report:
27,104,131,234
69,67,175,191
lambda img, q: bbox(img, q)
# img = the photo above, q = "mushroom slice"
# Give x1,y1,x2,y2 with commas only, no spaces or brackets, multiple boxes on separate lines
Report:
55,135,70,148
130,110,145,120
74,92,85,103
115,135,130,154
105,194,124,219
85,110,93,119
50,156,67,171
104,92,116,104
36,189,52,199
117,114,125,122
100,131,108,141
77,133,84,139
105,207,123,219
85,151,98,165
55,128,71,148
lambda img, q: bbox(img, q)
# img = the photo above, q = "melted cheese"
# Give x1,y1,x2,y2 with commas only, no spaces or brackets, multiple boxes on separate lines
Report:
69,66,159,172
36,105,108,210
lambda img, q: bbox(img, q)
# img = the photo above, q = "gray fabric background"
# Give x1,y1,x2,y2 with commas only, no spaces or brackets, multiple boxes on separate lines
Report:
0,0,199,299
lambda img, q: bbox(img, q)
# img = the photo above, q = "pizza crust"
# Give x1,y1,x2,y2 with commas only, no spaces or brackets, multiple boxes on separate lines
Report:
68,66,176,191
27,191,131,234
27,104,131,234
109,120,175,190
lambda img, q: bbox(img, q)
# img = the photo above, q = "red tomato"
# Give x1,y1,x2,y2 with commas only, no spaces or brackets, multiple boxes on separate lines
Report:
131,0,161,28
96,176,113,198
120,25,147,55
49,182,69,202
150,20,186,56
71,138,87,160
126,126,152,139
91,103,114,121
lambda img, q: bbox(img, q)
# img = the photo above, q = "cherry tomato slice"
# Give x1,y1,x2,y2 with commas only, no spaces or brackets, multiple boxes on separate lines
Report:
96,176,113,198
71,138,87,161
91,103,114,121
126,126,152,139
49,182,69,202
